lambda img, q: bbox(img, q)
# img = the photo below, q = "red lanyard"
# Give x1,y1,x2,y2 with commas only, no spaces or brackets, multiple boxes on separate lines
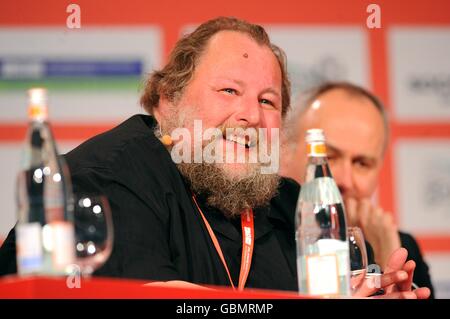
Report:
192,195,254,291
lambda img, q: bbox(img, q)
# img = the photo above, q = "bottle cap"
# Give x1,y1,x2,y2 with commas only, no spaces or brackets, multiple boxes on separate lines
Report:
305,128,325,144
28,88,48,121
306,128,326,157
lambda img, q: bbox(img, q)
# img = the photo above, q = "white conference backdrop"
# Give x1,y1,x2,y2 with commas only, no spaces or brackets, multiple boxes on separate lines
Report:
0,26,162,234
267,26,370,101
396,139,450,235
389,27,450,122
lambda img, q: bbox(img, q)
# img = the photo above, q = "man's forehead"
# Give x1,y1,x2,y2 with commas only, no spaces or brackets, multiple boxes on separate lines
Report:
307,88,384,121
300,94,385,159
193,31,282,89
313,90,384,132
199,31,276,67
206,30,261,51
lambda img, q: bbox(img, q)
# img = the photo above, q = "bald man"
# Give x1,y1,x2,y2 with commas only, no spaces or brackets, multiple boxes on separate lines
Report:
281,82,434,297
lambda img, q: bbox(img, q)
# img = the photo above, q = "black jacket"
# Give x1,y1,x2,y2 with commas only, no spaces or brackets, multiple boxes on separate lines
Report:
399,231,434,298
0,115,298,291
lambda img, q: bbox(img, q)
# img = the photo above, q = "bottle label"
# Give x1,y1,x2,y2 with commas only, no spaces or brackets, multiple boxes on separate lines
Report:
16,223,44,274
306,253,339,296
317,239,350,276
49,221,76,272
302,239,350,296
307,142,327,157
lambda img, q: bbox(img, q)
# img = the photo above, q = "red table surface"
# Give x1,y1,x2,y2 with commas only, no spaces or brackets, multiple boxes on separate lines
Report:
0,276,309,299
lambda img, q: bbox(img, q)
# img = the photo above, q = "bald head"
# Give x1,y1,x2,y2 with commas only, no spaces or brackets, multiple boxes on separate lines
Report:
282,84,388,200
300,88,387,158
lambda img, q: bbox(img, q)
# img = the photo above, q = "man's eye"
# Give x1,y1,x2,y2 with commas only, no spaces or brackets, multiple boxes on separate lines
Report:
355,160,371,169
260,99,274,107
222,88,237,95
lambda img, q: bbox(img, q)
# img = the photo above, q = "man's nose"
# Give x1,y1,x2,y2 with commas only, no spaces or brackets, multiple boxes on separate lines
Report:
234,96,262,127
331,160,354,196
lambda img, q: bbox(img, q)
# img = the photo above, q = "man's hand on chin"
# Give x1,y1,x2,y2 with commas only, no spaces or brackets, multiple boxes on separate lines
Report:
345,197,402,270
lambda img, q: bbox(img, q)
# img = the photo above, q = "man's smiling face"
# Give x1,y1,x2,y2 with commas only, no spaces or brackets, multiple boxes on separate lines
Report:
156,30,283,179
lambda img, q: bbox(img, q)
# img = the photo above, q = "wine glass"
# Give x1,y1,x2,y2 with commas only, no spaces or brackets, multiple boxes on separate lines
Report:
348,226,368,293
72,194,114,276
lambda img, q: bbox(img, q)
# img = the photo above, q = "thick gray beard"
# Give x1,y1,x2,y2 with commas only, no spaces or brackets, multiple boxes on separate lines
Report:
155,107,280,217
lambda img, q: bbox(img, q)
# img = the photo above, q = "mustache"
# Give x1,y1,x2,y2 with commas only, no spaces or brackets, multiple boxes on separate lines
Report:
214,124,262,148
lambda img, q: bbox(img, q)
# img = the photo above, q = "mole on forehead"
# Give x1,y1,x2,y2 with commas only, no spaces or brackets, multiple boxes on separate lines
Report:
243,53,248,58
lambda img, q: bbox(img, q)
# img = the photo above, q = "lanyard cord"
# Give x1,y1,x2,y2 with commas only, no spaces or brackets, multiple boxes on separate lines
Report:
192,195,254,291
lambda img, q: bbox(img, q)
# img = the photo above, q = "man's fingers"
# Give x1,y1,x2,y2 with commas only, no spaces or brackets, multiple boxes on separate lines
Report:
383,248,408,294
371,207,383,229
398,260,416,291
372,291,417,299
384,247,408,273
352,276,379,297
380,270,408,288
352,270,407,297
403,259,416,273
356,199,371,229
345,197,358,226
413,287,431,299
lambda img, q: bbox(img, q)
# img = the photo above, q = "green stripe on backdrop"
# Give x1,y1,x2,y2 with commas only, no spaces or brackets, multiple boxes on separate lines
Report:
0,77,143,91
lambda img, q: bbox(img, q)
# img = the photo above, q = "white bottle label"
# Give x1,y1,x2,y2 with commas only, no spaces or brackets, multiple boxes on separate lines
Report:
16,223,43,274
303,239,350,296
49,221,76,271
317,239,350,276
306,254,339,296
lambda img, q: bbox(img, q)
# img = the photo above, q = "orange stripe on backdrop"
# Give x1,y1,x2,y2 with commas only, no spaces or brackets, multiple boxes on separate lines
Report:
0,124,115,142
1,1,449,33
0,0,370,25
367,24,396,217
161,22,184,70
1,0,450,24
417,236,450,253
1,0,449,25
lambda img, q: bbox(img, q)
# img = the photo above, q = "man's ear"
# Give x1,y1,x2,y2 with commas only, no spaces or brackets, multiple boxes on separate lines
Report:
153,96,177,146
152,105,162,124
153,96,172,124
